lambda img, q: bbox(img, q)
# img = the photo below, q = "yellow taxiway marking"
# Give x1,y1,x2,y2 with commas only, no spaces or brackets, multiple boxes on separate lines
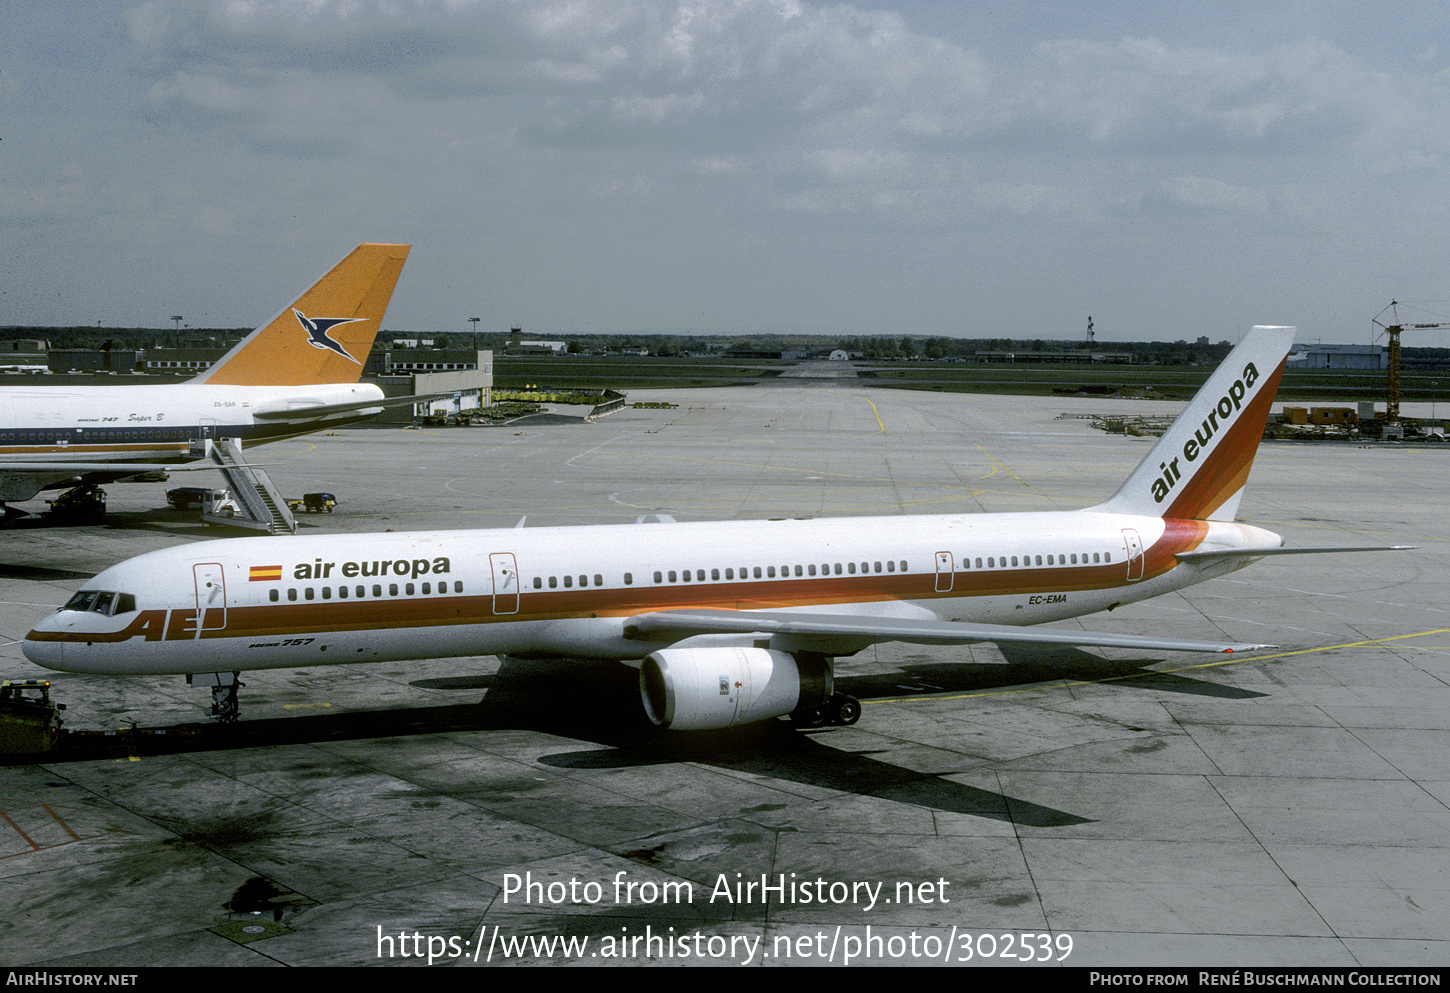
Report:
822,390,886,435
971,442,1061,501
867,627,1450,706
282,702,333,711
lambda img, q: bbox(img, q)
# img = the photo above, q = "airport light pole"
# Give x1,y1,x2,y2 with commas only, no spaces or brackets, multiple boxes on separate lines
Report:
469,316,480,349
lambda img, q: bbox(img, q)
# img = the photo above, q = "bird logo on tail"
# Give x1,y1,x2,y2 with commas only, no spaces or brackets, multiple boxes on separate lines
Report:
293,309,364,363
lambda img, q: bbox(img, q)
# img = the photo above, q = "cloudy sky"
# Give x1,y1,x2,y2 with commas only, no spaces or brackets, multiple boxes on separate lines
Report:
4,1,1449,343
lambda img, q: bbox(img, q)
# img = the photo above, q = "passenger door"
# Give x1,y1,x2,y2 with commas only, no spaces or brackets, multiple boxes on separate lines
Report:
193,563,227,635
490,552,519,614
935,551,954,592
1121,529,1145,582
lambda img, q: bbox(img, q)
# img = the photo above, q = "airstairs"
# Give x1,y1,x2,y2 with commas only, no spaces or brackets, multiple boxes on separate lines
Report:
195,438,297,534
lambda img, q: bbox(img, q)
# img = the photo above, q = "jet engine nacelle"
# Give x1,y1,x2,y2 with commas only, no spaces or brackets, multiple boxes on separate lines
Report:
640,647,830,731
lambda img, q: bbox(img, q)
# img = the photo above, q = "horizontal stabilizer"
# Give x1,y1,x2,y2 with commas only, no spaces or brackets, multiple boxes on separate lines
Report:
623,608,1273,655
250,391,460,421
1176,545,1415,560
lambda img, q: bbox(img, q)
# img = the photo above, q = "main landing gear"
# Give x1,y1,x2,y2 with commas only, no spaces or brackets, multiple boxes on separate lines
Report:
789,692,862,729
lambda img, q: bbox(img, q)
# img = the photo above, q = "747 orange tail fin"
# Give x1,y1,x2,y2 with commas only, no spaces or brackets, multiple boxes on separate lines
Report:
191,243,410,386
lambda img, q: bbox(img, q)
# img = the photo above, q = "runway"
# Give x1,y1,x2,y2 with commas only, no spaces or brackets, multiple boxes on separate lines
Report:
1,385,1446,966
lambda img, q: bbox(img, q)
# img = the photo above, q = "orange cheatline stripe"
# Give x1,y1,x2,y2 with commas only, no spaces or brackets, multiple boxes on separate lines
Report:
865,627,1450,706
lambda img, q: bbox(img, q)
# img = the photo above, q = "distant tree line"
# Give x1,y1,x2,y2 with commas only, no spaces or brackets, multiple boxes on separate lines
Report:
9,326,1449,369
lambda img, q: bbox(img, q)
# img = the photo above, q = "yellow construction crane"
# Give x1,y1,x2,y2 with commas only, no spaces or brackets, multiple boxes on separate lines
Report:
1372,301,1450,424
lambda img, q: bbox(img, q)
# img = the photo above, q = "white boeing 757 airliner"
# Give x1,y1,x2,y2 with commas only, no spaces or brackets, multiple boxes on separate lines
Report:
24,326,1402,727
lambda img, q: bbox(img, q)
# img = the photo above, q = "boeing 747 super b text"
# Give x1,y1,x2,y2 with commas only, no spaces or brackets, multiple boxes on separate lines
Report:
24,327,1403,727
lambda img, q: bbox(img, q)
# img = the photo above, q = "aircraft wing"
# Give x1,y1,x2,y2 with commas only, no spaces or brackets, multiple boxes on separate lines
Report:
0,460,245,503
622,608,1273,655
250,392,461,421
0,461,220,474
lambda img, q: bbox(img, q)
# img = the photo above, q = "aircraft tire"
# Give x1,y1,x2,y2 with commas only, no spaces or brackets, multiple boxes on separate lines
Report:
790,704,829,728
833,695,861,726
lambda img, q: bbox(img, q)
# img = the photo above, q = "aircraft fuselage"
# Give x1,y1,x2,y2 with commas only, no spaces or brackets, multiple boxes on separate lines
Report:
22,512,1281,676
0,383,385,501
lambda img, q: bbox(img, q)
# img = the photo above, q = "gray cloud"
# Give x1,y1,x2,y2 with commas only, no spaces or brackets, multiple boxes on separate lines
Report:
3,1,1449,338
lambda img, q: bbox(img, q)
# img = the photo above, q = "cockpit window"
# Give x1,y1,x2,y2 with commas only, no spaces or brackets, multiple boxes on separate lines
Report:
62,590,136,616
63,591,99,612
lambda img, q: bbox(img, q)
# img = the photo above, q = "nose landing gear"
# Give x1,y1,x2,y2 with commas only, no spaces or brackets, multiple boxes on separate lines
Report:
188,671,243,723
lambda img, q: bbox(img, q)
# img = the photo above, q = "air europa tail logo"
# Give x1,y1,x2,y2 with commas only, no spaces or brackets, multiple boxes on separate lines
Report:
293,309,364,363
1150,361,1262,504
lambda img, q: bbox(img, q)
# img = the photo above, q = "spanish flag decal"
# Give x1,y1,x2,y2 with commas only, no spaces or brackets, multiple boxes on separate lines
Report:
249,565,283,582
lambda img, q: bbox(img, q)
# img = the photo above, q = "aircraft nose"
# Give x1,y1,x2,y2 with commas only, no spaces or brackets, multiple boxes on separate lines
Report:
22,616,64,670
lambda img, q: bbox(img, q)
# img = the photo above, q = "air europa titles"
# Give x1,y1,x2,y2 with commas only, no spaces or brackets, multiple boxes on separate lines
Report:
1150,362,1262,504
293,557,452,580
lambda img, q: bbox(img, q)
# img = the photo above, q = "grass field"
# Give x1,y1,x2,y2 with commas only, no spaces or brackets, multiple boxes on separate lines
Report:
495,354,1445,403
495,356,790,390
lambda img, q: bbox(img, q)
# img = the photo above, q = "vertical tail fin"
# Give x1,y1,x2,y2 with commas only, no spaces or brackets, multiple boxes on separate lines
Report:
1090,326,1294,522
191,243,411,386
